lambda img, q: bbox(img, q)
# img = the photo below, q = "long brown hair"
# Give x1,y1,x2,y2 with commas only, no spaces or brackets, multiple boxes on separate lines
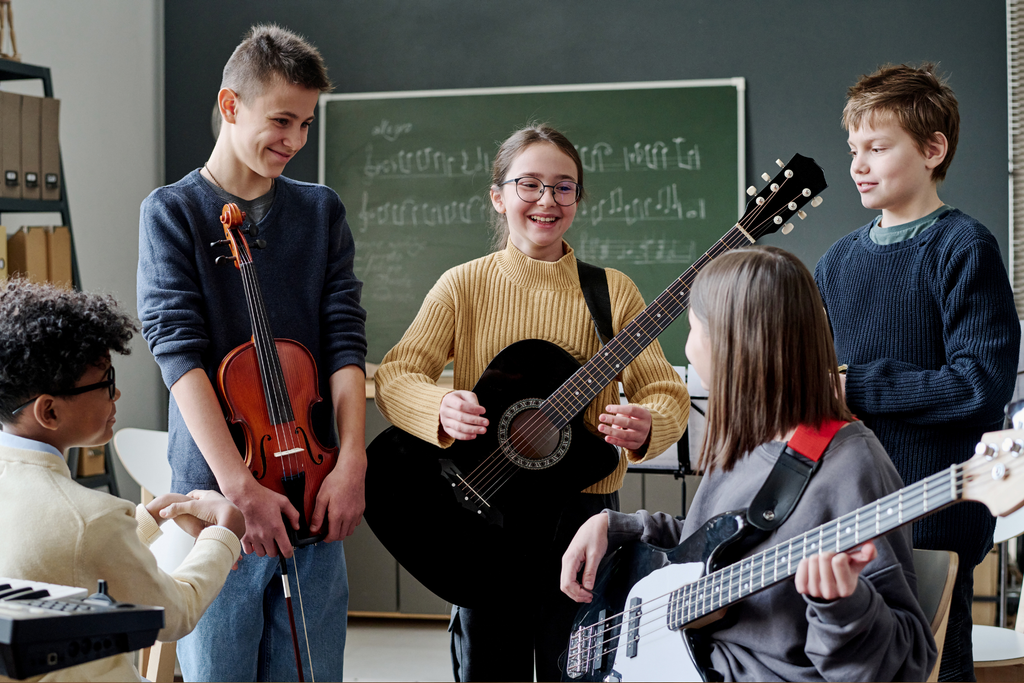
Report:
488,124,585,251
690,246,850,472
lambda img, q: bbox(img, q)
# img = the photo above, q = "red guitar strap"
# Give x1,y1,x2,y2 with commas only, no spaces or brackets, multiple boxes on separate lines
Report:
747,418,849,532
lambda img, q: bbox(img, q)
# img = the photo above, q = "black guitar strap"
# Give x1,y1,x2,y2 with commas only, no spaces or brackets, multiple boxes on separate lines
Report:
576,259,613,346
747,419,848,532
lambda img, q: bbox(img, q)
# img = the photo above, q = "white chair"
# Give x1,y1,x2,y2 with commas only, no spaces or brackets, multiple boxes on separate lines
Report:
112,427,192,683
913,549,958,682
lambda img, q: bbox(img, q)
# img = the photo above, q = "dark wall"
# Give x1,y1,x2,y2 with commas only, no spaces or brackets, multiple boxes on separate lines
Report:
165,0,1009,268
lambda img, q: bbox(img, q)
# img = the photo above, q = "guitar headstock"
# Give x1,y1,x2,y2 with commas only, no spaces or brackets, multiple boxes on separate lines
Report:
740,154,827,240
962,428,1024,517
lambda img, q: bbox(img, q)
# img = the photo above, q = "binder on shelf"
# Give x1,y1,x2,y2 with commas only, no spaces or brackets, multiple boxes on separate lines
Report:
0,91,20,199
40,97,60,201
0,227,7,280
46,226,71,287
7,226,47,282
20,94,41,200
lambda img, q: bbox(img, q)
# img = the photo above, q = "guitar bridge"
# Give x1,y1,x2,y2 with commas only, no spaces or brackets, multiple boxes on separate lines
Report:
439,459,503,526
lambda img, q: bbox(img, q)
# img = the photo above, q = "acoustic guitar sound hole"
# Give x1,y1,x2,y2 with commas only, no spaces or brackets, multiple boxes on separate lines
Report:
498,398,572,470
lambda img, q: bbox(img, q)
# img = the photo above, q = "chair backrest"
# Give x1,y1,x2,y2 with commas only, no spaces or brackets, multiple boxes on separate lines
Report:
913,548,959,682
112,427,171,496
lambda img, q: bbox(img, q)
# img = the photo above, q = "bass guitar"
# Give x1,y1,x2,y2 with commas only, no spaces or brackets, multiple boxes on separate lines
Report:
365,154,827,608
563,428,1024,681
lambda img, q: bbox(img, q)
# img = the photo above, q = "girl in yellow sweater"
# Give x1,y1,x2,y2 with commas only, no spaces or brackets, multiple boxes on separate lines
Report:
374,125,689,681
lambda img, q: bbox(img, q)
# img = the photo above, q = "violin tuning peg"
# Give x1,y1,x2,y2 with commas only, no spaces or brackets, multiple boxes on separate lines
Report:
811,196,823,207
209,239,229,248
245,224,260,237
776,159,785,168
761,172,771,181
746,185,757,196
214,255,237,266
254,239,268,249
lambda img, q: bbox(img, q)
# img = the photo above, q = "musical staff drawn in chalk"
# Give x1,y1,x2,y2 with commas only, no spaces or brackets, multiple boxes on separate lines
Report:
356,191,490,233
574,233,698,266
577,185,705,227
362,144,491,182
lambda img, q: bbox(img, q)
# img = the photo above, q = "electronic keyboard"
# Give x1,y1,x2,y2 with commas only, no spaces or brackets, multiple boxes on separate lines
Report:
0,577,164,680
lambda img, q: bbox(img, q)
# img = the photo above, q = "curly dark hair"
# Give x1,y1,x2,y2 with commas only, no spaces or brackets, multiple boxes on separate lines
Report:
0,278,138,423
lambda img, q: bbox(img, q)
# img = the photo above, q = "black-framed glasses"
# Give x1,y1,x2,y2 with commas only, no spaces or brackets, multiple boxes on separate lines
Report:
12,366,116,416
498,176,582,206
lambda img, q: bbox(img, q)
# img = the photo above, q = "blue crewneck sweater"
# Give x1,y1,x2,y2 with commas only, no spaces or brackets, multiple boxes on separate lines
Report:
815,208,1018,566
138,170,367,492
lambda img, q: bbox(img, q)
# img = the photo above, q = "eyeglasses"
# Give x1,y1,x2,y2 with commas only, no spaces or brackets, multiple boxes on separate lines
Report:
12,366,116,416
498,176,582,206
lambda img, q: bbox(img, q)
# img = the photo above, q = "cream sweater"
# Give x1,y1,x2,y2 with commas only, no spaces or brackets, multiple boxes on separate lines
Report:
0,443,240,682
374,241,689,493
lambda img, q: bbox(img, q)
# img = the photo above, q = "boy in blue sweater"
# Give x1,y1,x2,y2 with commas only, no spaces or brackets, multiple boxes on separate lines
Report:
137,24,366,682
815,63,1019,681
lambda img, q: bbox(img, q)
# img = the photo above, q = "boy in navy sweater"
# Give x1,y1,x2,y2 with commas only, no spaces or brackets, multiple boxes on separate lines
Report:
137,24,366,682
815,63,1019,681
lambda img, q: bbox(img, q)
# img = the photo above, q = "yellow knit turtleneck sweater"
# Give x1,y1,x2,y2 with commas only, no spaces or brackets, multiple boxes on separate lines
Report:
374,241,690,493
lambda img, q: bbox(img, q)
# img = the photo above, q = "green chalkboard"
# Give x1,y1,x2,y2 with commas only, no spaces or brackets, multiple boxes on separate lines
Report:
319,80,744,364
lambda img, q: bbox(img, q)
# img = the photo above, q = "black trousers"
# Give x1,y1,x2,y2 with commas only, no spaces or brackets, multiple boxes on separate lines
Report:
450,491,619,682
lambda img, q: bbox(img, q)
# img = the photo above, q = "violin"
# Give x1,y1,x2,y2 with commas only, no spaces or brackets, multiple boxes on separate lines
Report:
212,203,336,681
213,203,339,547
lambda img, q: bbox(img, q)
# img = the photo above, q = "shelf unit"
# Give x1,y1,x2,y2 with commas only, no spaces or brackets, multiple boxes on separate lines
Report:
0,58,118,496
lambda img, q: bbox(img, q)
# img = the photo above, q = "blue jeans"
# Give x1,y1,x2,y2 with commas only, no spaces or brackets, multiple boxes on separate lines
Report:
177,540,348,682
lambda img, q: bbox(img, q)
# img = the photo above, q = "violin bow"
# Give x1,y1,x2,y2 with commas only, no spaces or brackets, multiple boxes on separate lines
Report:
279,552,315,682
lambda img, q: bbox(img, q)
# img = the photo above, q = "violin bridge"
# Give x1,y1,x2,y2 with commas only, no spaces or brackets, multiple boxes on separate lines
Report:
275,448,305,458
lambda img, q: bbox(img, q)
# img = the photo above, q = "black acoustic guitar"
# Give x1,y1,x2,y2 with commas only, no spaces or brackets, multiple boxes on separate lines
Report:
562,427,1024,681
364,154,828,608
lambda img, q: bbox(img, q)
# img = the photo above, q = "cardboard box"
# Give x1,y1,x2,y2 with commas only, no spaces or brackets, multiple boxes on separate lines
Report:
77,446,107,477
40,97,60,201
7,226,48,282
19,94,41,200
0,92,20,199
0,228,7,280
46,226,72,288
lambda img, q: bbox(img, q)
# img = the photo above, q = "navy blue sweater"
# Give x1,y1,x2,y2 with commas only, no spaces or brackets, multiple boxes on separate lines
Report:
815,209,1019,566
138,171,367,493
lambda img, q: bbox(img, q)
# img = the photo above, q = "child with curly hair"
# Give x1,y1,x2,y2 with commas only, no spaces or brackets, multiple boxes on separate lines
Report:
0,278,245,682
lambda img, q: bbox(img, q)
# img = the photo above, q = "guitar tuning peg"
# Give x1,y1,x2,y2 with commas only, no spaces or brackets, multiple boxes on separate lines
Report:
210,239,229,248
214,255,237,266
782,223,794,235
798,210,808,220
761,172,771,181
811,196,823,207
254,239,268,249
775,159,785,168
746,185,757,196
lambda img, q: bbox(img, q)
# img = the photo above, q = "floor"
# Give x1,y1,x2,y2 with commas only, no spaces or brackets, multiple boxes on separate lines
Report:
344,617,453,682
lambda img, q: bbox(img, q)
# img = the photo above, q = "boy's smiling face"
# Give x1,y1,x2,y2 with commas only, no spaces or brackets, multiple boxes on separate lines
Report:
848,117,946,226
227,78,319,181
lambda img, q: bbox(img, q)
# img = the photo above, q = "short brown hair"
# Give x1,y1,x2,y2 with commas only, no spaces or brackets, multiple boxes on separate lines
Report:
221,24,332,103
690,246,850,472
842,62,959,182
489,124,585,251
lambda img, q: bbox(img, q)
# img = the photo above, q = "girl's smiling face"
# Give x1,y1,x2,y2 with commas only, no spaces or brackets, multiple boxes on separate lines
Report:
490,142,579,262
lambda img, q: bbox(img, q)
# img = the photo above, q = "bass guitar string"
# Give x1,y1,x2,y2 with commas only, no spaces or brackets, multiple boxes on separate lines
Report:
574,462,970,667
460,180,807,503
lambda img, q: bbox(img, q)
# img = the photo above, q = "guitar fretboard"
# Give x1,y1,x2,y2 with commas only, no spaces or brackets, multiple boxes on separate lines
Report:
665,463,962,630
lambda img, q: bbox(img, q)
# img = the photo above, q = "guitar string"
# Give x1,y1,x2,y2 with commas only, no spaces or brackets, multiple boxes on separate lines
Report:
572,461,977,667
458,179,807,504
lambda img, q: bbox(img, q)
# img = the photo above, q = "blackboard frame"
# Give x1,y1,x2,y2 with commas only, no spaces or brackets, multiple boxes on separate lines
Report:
319,79,745,364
